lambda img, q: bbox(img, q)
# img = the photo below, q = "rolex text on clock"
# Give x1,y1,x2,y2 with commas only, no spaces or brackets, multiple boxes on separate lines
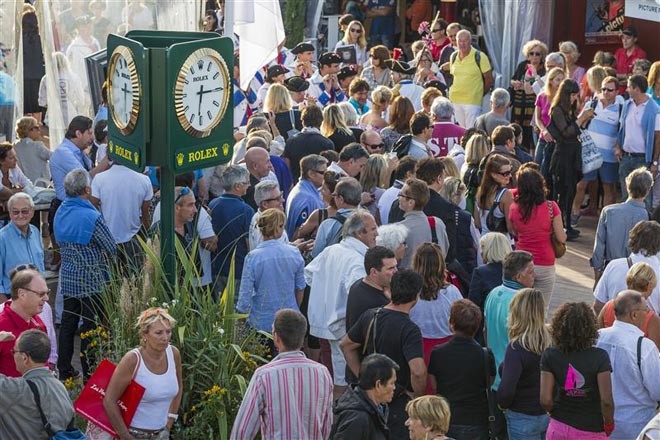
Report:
108,45,141,135
174,48,230,138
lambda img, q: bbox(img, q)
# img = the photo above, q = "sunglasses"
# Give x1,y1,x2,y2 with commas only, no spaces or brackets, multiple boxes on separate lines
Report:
364,143,384,150
142,307,170,320
601,87,615,92
15,263,38,272
398,193,415,201
529,51,542,56
174,186,191,204
431,29,443,33
311,169,327,175
497,170,512,177
21,287,50,298
350,28,362,34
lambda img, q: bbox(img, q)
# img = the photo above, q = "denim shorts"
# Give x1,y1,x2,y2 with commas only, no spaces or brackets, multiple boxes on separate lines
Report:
582,161,619,183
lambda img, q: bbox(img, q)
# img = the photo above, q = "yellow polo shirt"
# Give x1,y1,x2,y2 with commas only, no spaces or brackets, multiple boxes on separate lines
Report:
449,48,492,105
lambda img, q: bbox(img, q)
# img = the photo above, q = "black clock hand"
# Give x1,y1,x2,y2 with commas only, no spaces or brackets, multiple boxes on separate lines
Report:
197,86,224,95
197,84,204,116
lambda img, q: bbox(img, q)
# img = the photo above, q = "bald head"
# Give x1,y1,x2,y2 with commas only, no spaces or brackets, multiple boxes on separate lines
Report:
245,147,272,179
360,129,383,153
614,290,646,320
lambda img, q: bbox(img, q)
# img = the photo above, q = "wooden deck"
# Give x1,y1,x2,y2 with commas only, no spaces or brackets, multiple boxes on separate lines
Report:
550,215,599,317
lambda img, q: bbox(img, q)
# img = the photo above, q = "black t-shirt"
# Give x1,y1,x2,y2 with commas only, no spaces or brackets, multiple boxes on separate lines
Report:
274,109,303,141
347,308,423,394
282,131,335,182
540,346,612,432
428,335,496,426
329,130,357,153
345,279,390,332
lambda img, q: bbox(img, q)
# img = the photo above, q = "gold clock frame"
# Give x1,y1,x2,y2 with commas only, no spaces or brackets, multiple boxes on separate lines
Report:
174,48,230,138
107,45,141,136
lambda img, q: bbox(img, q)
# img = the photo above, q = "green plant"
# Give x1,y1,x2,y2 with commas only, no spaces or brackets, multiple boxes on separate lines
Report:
284,0,306,46
82,236,266,439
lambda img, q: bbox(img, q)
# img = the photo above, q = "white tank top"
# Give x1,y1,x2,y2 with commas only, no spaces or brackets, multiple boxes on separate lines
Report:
130,345,179,430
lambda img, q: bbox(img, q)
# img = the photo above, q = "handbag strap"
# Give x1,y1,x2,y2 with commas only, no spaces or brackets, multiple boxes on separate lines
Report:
547,200,554,220
427,216,439,244
26,379,57,436
482,348,496,427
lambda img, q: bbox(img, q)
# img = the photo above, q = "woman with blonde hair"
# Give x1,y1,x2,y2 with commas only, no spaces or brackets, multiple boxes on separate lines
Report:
498,288,551,439
438,156,459,178
410,243,463,366
648,61,660,105
103,307,183,440
360,85,392,130
238,208,305,349
534,67,566,185
263,83,293,114
380,95,415,151
13,116,50,183
321,103,356,152
440,176,467,207
511,39,549,151
405,395,453,440
334,20,368,69
359,154,389,219
461,133,489,214
597,262,660,349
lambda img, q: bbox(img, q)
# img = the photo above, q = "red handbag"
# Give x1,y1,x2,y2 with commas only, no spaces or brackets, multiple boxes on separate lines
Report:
74,358,145,437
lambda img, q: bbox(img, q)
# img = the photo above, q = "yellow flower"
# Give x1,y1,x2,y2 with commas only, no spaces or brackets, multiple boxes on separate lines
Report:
203,385,221,398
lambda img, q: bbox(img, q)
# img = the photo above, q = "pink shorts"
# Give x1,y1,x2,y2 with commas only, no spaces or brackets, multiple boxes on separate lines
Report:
546,418,607,440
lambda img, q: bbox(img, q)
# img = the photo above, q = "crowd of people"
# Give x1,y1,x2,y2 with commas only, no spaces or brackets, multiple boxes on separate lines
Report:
0,0,659,439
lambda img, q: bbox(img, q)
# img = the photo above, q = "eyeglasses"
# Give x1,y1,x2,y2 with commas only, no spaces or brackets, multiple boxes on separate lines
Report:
14,264,38,272
11,349,24,355
397,193,415,201
431,28,443,33
601,86,615,92
263,193,283,203
350,28,362,34
174,186,191,204
20,287,50,298
496,170,512,177
311,169,327,176
529,51,542,56
10,208,33,216
364,143,384,150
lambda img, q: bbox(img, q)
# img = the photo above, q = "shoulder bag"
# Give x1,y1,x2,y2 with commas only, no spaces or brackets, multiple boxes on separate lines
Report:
548,201,566,258
26,380,87,439
482,347,497,440
486,188,508,233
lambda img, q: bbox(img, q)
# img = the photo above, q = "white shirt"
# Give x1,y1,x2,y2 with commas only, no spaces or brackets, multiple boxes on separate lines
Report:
378,180,403,225
249,209,289,251
305,236,367,340
91,165,153,243
622,100,660,153
397,81,425,111
594,252,660,313
596,320,660,440
448,144,466,170
0,166,32,189
151,203,215,287
409,285,463,338
327,162,348,176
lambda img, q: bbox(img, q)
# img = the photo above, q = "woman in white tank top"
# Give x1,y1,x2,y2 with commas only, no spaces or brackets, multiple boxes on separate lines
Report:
103,308,183,439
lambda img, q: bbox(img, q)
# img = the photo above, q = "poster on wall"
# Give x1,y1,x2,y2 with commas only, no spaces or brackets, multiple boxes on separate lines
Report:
625,0,660,23
585,0,626,44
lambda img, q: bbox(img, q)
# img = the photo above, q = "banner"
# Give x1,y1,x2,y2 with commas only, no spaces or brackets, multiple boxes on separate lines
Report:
625,0,660,22
585,0,626,44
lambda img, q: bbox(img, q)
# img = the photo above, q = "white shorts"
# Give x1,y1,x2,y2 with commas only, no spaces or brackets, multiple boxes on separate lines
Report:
329,339,347,386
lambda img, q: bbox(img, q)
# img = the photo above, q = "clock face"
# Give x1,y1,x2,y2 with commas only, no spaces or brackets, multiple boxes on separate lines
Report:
108,46,140,135
174,48,230,137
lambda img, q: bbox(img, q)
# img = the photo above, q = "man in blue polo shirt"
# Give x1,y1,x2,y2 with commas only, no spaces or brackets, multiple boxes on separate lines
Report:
366,0,396,49
209,165,254,296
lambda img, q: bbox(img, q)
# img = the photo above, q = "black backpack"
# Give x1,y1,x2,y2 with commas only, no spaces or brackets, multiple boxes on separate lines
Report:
392,134,414,159
326,212,348,246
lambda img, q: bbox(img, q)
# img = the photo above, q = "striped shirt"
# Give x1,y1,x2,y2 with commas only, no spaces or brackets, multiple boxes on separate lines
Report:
230,351,333,440
586,98,623,163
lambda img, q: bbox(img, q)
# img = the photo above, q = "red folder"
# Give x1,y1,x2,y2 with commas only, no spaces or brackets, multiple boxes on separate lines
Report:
74,359,146,437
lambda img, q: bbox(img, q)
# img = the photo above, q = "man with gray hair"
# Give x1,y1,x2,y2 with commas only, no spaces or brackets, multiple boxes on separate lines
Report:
596,290,660,439
0,329,76,439
53,168,116,380
249,180,288,250
591,167,653,281
305,209,378,399
209,165,255,295
474,88,511,135
429,96,466,157
285,154,328,238
312,176,362,257
447,29,493,128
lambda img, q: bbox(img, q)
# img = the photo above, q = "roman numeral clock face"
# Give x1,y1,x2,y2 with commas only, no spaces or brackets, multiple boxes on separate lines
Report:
108,46,140,135
174,48,230,137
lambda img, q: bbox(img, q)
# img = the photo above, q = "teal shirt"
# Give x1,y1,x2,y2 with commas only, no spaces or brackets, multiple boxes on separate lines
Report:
484,279,523,391
648,86,660,107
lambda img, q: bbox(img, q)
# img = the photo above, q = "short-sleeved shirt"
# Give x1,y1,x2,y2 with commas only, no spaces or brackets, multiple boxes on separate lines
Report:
449,49,492,105
508,201,559,266
429,122,466,157
614,46,647,76
540,346,612,432
345,279,389,332
348,308,423,394
429,335,496,426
